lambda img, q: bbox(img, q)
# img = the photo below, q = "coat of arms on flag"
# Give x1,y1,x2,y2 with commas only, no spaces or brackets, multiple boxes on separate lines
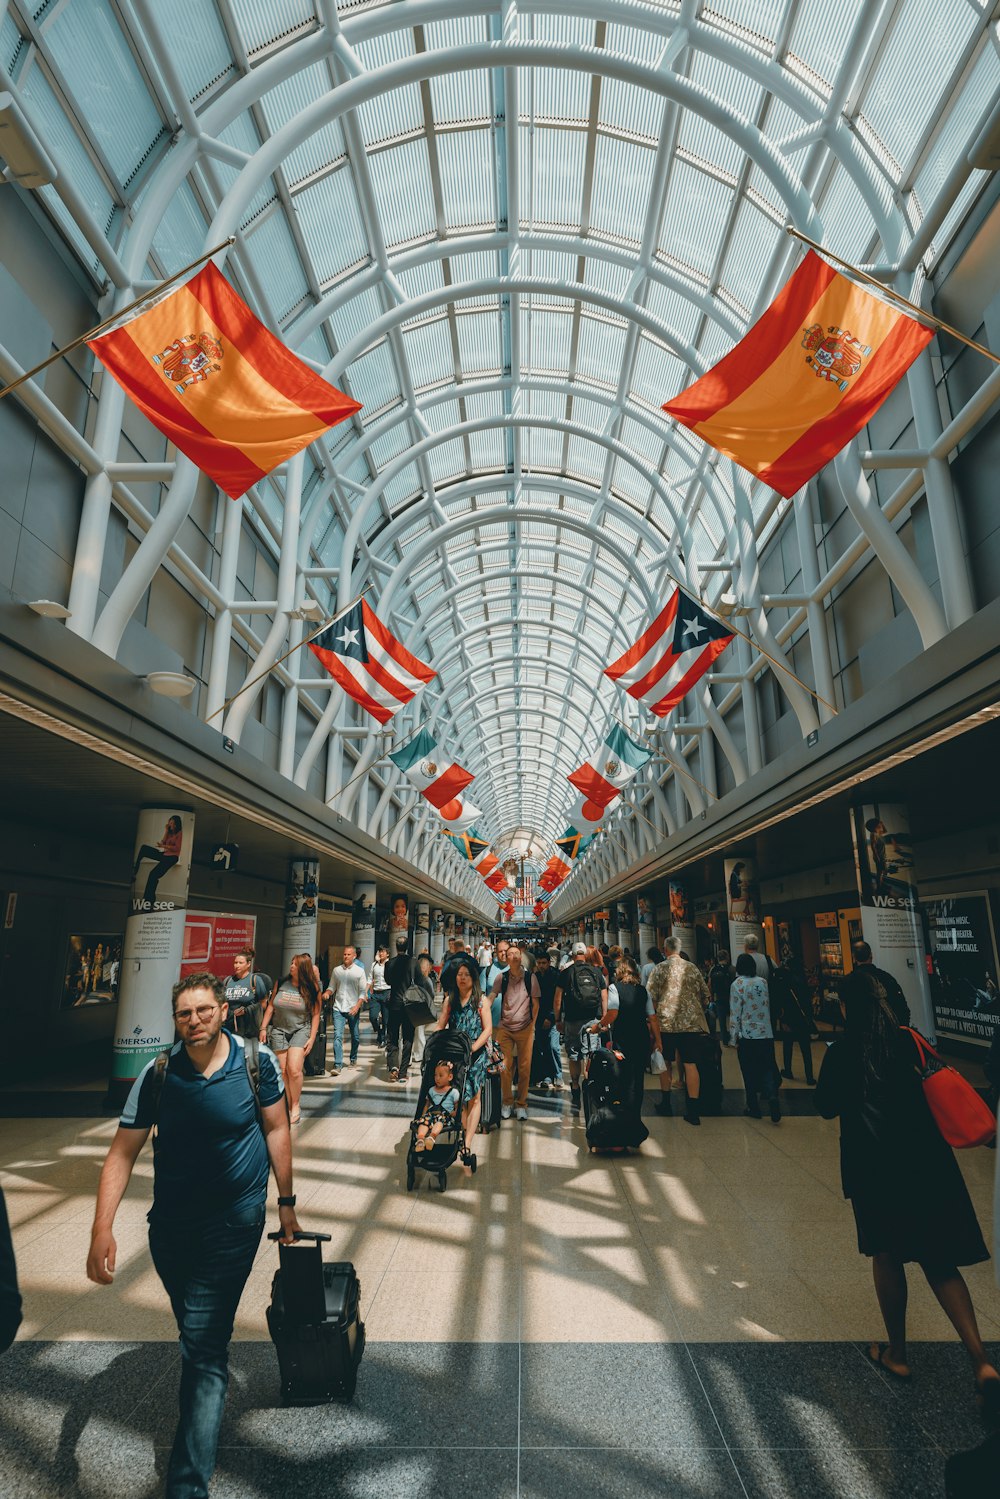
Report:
308,599,435,725
88,263,362,500
663,250,933,498
606,585,734,717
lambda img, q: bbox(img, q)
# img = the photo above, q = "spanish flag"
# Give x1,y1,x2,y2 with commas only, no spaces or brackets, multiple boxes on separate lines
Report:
89,263,361,500
663,252,933,498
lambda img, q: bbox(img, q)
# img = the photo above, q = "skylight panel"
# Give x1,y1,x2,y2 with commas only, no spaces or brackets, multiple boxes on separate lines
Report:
465,390,507,422
429,46,491,124
368,420,413,468
150,180,208,274
259,64,347,185
456,310,502,376
294,169,369,283
438,128,496,228
523,306,572,374
247,210,310,324
859,0,978,178
659,159,734,279
522,124,587,229
468,428,507,470
589,135,656,244
576,314,628,386
228,0,317,57
368,137,437,246
355,28,421,144
402,318,456,390
785,0,864,96
396,256,446,304
913,38,999,231
347,339,401,412
564,436,606,486
428,438,467,485
598,76,663,142
382,465,421,509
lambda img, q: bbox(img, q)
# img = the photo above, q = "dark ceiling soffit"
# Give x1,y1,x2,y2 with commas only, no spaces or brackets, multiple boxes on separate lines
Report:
0,605,477,913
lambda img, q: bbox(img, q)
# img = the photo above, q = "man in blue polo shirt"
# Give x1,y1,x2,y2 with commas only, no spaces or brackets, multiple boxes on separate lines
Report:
87,971,300,1499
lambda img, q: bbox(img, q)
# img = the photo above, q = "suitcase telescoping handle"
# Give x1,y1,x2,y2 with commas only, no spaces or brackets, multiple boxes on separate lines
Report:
266,1230,333,1243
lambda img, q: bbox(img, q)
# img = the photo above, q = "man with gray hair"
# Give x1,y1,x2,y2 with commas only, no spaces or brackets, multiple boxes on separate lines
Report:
647,936,711,1126
743,933,771,982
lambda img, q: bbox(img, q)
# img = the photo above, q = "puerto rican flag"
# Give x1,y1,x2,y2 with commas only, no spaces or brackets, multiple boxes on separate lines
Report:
308,598,435,725
605,585,734,718
389,729,474,822
567,723,652,811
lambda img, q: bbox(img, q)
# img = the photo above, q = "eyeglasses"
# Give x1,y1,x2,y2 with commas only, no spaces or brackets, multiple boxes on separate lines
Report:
173,1003,220,1024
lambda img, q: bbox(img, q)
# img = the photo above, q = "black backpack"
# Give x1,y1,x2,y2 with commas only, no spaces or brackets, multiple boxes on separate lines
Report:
148,1036,263,1131
564,963,602,1021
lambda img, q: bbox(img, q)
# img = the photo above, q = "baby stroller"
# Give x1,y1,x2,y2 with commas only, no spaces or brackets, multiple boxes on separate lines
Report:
405,1029,472,1193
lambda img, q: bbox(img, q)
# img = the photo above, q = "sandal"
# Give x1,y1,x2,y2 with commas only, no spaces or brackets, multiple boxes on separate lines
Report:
867,1342,911,1382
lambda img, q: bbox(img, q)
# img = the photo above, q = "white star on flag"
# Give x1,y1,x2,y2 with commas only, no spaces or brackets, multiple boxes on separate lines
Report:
604,584,735,718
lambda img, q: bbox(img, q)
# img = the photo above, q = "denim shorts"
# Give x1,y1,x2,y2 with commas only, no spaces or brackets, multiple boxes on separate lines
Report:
269,1023,310,1051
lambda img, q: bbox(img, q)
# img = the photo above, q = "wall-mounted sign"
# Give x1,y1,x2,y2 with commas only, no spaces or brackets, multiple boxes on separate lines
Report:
924,891,999,1047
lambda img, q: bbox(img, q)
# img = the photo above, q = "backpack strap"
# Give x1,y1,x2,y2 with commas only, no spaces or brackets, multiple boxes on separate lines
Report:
242,1034,262,1123
148,1048,173,1136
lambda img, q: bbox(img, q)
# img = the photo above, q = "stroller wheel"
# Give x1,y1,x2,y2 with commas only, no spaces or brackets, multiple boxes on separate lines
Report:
406,1164,415,1191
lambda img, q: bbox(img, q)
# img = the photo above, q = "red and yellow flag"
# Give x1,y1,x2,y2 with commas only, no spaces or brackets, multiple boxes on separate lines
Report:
663,251,933,499
89,263,361,499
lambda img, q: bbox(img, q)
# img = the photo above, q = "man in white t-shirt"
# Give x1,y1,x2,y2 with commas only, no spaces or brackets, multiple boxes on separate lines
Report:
743,934,772,982
369,944,390,1048
324,945,368,1075
490,945,540,1121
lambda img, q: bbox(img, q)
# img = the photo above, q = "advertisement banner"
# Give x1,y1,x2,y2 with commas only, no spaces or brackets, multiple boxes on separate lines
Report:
111,807,195,1098
454,913,465,942
430,907,445,965
850,802,935,1037
669,879,696,960
637,892,657,960
62,935,122,1008
282,857,319,972
351,880,376,973
584,917,594,947
924,892,999,1046
180,912,256,981
615,900,633,952
414,902,430,955
724,857,764,960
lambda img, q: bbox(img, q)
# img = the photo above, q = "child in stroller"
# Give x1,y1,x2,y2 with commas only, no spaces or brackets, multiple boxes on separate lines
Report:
406,1030,472,1192
414,1060,460,1151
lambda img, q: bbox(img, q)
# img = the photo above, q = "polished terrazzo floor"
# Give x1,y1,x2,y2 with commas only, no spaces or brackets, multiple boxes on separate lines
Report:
2,1037,998,1497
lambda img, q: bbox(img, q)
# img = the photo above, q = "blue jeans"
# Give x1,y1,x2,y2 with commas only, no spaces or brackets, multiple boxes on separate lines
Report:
148,1204,264,1499
369,991,389,1041
332,1007,361,1068
548,1020,563,1080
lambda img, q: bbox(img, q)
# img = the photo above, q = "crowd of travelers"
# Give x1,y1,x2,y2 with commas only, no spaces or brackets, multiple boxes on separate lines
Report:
1,920,994,1499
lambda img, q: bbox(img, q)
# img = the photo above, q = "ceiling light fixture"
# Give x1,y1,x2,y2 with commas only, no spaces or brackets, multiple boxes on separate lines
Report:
144,671,196,698
27,599,72,619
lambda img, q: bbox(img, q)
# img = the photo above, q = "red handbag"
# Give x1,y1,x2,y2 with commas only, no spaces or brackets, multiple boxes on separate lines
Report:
904,1028,997,1149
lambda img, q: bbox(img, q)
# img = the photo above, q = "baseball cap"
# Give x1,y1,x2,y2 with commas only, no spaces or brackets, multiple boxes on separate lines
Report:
572,941,587,956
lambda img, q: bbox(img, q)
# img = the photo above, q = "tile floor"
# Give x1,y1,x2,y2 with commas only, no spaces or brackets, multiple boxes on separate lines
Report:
1,1037,997,1497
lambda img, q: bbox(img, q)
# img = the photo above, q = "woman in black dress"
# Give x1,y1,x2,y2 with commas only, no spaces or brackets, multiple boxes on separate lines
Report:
815,971,999,1415
601,955,658,1143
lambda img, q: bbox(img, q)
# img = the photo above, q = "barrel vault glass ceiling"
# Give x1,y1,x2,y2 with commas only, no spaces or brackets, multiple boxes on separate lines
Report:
3,0,998,863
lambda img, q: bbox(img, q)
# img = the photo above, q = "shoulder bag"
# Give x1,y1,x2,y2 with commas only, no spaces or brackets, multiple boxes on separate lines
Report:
903,1028,997,1149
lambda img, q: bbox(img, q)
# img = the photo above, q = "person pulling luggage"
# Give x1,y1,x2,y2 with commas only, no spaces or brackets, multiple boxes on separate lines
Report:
87,972,301,1499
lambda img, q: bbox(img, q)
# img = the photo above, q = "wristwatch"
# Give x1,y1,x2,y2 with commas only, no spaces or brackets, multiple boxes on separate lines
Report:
277,1195,296,1208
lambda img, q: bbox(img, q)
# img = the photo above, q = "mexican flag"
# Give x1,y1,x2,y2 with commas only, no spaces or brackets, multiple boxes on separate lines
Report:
567,723,651,812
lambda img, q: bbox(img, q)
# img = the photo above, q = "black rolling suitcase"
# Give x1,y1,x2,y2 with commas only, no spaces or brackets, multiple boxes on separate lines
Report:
478,1068,502,1132
266,1231,365,1403
698,1036,725,1116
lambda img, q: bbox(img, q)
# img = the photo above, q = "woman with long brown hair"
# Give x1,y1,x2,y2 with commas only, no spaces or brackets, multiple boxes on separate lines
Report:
260,953,320,1125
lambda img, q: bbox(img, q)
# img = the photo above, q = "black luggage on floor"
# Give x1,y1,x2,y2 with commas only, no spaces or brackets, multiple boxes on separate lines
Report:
698,1035,724,1116
266,1231,365,1403
584,1048,648,1151
478,1068,502,1132
304,1015,328,1077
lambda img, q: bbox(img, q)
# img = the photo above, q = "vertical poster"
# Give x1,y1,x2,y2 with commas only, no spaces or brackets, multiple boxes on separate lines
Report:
389,891,410,944
669,879,696,960
724,857,764,960
282,856,320,973
850,802,935,1037
110,807,195,1101
351,879,377,974
414,902,430,954
62,935,123,1007
615,900,633,952
430,907,445,965
454,913,465,944
924,892,999,1046
584,916,594,947
637,892,657,960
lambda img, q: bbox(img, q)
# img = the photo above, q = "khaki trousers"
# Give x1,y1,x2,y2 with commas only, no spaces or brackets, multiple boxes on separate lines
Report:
497,1024,535,1107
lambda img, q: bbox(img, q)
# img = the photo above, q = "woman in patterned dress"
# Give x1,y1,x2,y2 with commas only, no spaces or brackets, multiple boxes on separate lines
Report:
435,956,492,1161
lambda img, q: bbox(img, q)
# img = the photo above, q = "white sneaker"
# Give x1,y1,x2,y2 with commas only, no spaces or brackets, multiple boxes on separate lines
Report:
516,1107,528,1121
501,1104,512,1119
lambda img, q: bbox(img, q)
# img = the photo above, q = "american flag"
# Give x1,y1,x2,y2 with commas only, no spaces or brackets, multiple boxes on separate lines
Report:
605,585,734,718
308,598,434,725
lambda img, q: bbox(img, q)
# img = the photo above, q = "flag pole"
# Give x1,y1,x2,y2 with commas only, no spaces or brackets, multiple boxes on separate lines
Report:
0,237,238,402
785,224,1000,367
205,585,371,724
